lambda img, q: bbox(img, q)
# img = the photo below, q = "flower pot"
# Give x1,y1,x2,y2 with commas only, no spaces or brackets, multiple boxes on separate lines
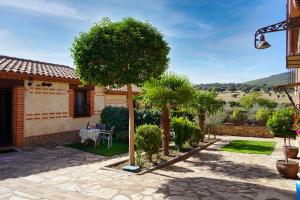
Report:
283,146,299,159
276,160,299,179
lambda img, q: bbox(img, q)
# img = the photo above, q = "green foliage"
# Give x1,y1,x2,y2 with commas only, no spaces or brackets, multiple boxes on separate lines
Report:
100,107,160,140
135,125,161,162
232,108,247,121
205,110,227,126
256,108,272,122
141,73,195,109
135,139,145,167
239,92,277,109
135,109,160,127
171,117,200,149
188,127,203,147
71,17,170,86
188,90,223,115
100,106,129,140
267,108,295,137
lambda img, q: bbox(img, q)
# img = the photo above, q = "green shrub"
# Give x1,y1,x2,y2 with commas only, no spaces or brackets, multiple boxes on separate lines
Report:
135,125,161,162
135,109,160,127
188,127,203,147
239,92,277,109
100,107,161,141
256,108,272,122
267,108,294,137
100,106,129,140
232,108,247,121
171,110,194,121
171,117,198,149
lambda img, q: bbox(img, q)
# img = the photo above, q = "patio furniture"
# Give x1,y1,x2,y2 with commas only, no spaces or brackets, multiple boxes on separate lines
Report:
100,126,115,149
95,123,106,130
79,128,101,148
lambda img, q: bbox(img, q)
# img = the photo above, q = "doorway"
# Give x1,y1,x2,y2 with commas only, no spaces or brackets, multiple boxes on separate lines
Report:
0,89,13,147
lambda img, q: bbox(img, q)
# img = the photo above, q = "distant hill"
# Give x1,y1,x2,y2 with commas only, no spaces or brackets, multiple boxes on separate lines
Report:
244,72,289,86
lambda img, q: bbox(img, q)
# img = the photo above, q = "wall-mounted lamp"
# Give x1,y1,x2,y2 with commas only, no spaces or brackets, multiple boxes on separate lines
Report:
256,34,271,49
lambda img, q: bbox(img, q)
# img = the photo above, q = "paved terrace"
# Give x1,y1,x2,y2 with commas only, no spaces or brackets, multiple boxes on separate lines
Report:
0,136,297,200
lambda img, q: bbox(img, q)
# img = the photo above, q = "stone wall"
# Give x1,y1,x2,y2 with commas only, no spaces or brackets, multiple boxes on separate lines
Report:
209,124,273,138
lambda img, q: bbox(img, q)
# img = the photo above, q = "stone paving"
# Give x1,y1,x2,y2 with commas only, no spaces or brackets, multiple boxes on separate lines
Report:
0,136,297,200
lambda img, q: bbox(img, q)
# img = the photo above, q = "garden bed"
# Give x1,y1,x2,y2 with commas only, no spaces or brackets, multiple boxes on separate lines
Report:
103,138,220,175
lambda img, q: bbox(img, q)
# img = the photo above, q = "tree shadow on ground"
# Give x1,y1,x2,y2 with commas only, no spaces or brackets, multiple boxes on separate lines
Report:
153,173,295,200
0,145,120,181
184,152,284,180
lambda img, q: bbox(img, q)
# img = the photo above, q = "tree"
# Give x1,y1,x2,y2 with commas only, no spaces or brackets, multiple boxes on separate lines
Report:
239,92,277,109
71,17,170,165
188,90,223,138
140,73,195,155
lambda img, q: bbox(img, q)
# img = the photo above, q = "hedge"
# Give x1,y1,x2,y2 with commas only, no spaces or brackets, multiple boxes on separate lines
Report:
100,106,160,140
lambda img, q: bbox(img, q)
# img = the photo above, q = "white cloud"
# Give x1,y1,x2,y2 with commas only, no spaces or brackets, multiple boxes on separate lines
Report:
0,0,86,20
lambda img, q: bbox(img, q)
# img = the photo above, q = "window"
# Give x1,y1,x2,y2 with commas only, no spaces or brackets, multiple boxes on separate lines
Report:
74,89,89,117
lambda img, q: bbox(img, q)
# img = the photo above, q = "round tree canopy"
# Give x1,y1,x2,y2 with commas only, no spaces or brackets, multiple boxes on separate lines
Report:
71,17,170,86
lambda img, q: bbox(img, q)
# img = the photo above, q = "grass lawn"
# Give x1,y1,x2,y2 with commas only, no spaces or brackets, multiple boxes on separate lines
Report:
221,140,276,155
66,140,128,156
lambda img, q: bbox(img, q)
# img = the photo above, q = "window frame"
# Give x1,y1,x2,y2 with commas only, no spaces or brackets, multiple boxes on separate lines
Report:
73,88,90,118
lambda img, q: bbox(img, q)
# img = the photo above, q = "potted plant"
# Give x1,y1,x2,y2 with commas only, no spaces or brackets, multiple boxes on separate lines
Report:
267,108,299,179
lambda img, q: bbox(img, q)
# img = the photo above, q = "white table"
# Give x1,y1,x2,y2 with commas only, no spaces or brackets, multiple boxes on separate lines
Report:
79,128,101,147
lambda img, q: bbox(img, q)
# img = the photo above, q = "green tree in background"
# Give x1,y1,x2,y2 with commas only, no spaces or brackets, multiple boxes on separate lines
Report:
71,17,170,165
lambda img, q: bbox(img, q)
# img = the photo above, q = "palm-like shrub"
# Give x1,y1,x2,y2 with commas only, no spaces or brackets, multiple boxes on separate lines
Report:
135,125,161,162
140,73,195,155
187,90,223,139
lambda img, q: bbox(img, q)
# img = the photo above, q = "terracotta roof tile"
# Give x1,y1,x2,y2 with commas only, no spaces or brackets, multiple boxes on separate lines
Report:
0,55,140,93
0,55,78,80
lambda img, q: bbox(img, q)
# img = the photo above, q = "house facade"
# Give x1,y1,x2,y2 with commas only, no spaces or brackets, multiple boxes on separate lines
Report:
0,55,139,148
287,0,300,106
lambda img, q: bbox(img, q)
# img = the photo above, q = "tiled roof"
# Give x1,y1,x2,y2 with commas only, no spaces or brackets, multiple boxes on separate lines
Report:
0,55,141,93
0,55,78,80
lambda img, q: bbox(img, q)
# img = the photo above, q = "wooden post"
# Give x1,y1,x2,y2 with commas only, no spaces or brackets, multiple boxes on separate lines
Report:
127,84,135,165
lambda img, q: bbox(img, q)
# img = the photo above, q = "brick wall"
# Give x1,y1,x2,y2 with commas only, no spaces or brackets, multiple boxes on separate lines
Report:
209,124,273,138
89,90,95,116
13,86,25,147
69,89,74,117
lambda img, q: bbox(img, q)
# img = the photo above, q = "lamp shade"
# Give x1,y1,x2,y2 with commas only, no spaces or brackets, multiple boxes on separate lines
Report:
257,34,271,49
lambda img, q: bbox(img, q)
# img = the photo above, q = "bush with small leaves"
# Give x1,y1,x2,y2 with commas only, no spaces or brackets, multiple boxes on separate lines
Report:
232,108,247,121
256,108,272,122
135,125,161,162
171,117,199,149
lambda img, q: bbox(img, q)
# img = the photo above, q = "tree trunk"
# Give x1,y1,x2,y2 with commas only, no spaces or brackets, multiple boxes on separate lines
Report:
127,84,135,166
198,110,205,141
160,106,170,156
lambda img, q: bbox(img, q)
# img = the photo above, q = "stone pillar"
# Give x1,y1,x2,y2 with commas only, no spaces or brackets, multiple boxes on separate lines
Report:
13,86,25,148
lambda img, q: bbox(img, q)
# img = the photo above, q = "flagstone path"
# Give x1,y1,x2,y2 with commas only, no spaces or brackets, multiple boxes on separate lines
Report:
0,136,297,199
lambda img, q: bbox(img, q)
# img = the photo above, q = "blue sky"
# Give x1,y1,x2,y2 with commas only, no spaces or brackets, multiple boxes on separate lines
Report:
0,0,287,83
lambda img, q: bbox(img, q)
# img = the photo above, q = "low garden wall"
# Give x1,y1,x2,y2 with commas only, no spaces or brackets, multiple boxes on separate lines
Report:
209,124,273,138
